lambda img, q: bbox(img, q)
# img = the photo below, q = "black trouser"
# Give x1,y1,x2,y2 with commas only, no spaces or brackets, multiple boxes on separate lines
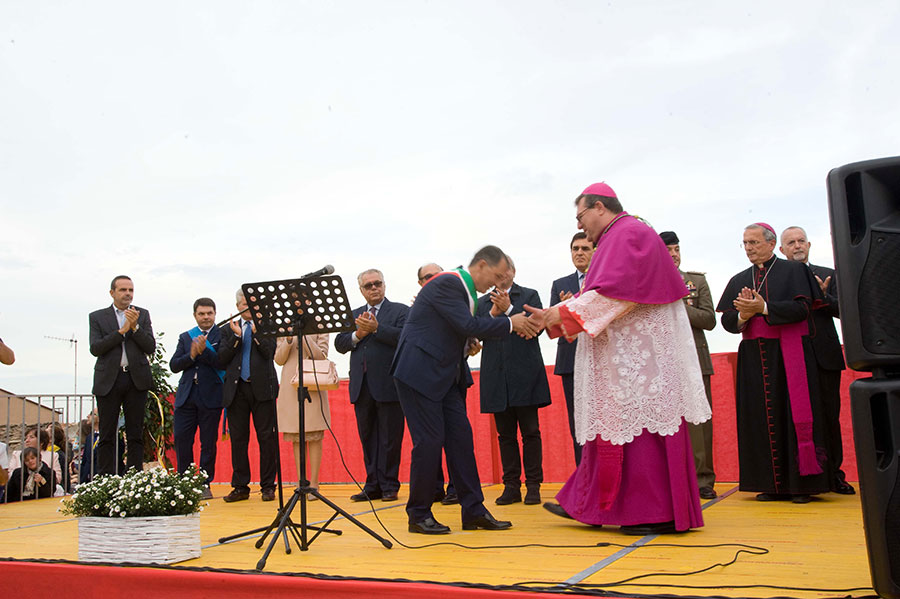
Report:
353,379,405,495
97,369,146,475
494,405,543,487
560,373,582,465
227,380,277,492
395,379,487,524
174,383,223,484
819,368,846,484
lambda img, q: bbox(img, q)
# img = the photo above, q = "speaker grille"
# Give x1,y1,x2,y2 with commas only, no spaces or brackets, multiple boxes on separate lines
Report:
860,232,900,355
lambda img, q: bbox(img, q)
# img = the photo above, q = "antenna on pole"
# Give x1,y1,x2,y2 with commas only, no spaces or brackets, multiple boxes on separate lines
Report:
45,334,78,395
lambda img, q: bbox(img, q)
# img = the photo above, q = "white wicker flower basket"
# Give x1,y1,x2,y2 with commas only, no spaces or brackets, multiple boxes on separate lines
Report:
77,513,201,564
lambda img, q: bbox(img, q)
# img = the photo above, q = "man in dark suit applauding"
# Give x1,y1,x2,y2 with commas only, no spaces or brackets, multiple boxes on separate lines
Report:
391,245,539,534
89,275,156,475
549,232,594,465
335,269,410,503
218,289,279,502
170,297,224,499
477,257,551,506
780,226,853,494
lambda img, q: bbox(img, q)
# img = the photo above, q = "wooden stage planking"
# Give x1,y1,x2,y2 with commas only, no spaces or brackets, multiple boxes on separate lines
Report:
0,482,875,598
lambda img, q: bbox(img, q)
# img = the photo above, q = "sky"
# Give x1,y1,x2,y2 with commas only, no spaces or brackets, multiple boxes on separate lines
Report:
2,1,899,398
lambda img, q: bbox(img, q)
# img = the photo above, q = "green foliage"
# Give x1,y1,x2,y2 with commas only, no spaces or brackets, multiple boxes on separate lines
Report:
143,332,175,464
61,466,206,518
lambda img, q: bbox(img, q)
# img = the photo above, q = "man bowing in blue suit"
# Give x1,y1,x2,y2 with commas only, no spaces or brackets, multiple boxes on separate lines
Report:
170,297,224,499
391,245,540,534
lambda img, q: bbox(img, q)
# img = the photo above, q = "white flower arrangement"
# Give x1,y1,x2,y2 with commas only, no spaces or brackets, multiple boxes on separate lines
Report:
61,466,206,518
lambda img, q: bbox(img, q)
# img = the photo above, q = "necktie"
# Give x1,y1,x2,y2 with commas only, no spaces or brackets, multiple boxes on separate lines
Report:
578,273,585,290
369,306,377,317
240,322,252,381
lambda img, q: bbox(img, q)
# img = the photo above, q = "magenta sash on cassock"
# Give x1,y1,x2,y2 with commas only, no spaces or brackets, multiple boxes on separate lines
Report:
743,318,823,476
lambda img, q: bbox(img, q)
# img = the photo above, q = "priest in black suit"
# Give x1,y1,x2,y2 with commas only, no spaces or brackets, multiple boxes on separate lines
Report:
476,258,550,506
780,226,853,494
549,232,594,465
89,275,156,475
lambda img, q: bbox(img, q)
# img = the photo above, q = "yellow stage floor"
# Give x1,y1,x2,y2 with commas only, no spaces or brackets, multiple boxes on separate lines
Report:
0,483,874,597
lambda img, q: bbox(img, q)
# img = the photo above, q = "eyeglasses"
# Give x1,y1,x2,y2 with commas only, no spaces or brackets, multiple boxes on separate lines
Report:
362,280,383,290
576,206,590,224
418,273,437,283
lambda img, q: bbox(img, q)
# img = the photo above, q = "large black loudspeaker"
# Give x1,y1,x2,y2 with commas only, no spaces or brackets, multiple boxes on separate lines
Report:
849,378,900,599
827,156,900,372
828,156,900,599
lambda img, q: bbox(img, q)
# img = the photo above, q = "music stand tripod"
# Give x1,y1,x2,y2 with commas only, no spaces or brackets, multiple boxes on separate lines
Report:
220,275,392,571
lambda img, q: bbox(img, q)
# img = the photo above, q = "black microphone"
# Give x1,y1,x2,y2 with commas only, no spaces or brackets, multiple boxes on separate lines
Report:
300,264,335,279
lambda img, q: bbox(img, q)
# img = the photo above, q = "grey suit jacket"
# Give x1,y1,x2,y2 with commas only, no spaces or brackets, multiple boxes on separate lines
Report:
89,305,156,395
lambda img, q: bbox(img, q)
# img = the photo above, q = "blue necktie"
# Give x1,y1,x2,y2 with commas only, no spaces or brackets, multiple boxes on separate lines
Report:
240,322,251,381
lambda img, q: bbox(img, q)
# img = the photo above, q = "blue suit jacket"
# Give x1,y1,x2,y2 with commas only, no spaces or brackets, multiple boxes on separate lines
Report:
550,272,581,375
476,283,551,412
170,326,224,410
391,273,511,402
335,298,409,403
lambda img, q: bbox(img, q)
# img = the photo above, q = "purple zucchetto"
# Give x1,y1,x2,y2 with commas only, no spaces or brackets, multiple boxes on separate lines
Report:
581,182,617,198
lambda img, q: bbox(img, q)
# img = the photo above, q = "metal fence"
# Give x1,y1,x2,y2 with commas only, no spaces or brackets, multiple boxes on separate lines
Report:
1,393,99,503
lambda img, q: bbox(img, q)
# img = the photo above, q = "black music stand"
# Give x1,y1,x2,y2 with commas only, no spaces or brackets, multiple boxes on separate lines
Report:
217,274,392,571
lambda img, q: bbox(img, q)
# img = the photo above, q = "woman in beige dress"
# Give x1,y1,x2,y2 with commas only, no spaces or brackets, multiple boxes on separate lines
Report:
274,333,332,495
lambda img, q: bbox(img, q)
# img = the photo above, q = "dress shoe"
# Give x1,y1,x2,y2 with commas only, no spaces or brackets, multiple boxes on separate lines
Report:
408,517,451,535
755,492,789,502
433,490,446,503
350,490,381,502
495,486,522,505
543,502,574,520
382,491,399,502
201,486,214,500
261,489,276,502
441,492,459,505
833,480,856,495
620,520,676,535
462,512,512,531
698,486,717,500
223,489,250,503
792,494,812,504
524,486,541,505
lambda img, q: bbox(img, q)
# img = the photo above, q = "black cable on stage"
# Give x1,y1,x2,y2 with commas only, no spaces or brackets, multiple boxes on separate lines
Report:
297,341,872,597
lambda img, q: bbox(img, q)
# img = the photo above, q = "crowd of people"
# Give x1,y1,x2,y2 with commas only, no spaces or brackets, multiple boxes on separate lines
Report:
2,181,852,537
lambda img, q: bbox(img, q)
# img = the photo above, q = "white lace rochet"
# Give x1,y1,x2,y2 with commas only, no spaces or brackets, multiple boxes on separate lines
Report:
562,290,712,446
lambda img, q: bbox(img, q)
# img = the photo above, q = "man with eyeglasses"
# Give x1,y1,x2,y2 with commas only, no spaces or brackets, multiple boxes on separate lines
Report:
779,226,853,495
717,223,832,504
335,269,410,503
531,183,710,535
549,232,594,466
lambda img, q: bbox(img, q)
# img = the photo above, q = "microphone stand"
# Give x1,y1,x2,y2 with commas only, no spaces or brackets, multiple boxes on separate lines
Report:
214,274,391,572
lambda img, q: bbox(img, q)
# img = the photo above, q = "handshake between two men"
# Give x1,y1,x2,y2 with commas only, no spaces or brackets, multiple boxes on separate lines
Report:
484,284,560,341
